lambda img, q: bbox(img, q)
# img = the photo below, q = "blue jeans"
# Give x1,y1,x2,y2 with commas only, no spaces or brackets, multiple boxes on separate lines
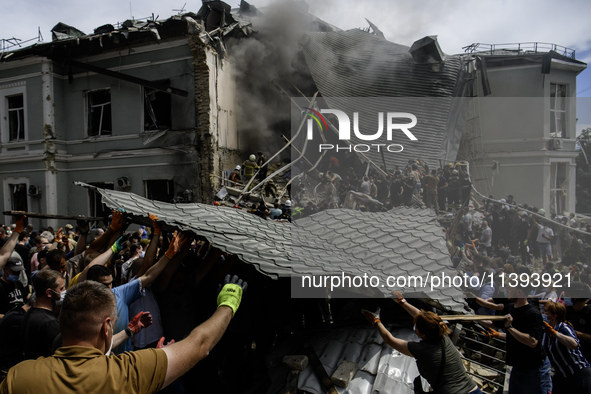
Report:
509,357,552,394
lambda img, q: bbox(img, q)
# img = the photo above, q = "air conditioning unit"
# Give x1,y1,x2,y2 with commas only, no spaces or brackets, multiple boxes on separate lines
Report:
28,185,41,197
116,177,131,188
548,138,563,150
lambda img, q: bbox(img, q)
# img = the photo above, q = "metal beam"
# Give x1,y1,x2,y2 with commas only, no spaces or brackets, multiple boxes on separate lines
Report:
69,60,189,97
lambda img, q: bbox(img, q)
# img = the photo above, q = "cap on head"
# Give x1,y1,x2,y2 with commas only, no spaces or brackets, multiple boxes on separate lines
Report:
6,257,24,271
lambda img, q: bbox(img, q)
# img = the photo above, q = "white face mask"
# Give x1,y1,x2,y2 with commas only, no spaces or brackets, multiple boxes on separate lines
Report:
105,321,114,356
52,289,66,305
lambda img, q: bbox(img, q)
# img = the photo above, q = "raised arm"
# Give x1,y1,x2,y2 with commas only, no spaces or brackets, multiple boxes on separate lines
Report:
135,213,161,279
139,232,189,288
0,215,25,269
161,275,247,388
391,291,421,318
362,308,412,356
86,210,125,255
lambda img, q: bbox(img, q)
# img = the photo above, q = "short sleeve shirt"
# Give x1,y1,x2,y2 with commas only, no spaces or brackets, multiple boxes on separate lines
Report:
112,278,142,354
0,346,167,393
0,280,29,315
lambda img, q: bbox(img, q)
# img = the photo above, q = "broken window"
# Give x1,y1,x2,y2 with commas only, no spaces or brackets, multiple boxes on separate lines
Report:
550,162,569,215
550,83,567,138
7,94,25,141
88,182,114,218
145,180,174,203
87,89,112,136
144,83,172,131
9,183,28,211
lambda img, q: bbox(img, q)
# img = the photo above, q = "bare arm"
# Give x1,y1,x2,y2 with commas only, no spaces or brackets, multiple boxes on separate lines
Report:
139,233,188,288
0,216,25,269
475,297,505,311
392,291,421,318
505,315,538,348
555,331,579,349
77,248,114,283
162,306,232,387
136,214,161,278
73,220,90,257
575,330,591,344
376,321,413,356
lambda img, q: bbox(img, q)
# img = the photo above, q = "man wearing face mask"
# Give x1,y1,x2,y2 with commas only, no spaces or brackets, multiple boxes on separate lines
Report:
22,269,65,359
0,275,246,392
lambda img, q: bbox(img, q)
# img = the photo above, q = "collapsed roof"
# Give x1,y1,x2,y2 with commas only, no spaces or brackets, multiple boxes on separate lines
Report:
299,29,471,170
76,182,466,312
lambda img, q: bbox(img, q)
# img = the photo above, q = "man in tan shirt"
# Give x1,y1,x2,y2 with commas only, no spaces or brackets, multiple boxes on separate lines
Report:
0,274,246,393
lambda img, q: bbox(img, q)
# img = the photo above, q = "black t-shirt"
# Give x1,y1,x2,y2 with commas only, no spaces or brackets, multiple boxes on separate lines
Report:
0,306,26,370
407,336,475,394
495,302,545,369
566,305,591,361
23,307,61,359
0,279,29,315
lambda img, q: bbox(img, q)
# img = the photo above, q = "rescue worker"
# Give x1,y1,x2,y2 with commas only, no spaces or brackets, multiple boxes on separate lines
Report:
242,155,259,190
228,165,242,187
459,164,472,207
256,151,267,182
448,170,461,211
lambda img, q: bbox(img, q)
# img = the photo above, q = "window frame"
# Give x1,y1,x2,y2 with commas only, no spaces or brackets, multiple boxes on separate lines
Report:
549,83,567,138
86,88,112,137
0,85,28,145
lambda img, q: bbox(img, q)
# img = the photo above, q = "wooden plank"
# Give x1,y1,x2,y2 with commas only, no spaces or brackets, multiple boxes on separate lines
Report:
3,211,103,221
439,315,507,322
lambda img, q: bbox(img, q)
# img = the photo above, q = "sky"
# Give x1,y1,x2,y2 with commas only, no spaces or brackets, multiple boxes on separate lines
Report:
2,0,591,130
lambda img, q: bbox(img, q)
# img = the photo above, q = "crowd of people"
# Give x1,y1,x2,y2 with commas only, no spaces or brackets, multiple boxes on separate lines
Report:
0,212,246,392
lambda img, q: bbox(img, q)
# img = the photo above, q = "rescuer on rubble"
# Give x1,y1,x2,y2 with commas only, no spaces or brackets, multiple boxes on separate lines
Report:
242,155,259,190
228,165,242,187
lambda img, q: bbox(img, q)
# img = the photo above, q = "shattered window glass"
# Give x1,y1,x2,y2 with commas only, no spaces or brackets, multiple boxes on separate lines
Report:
143,84,172,131
87,89,112,136
550,83,567,138
7,94,25,141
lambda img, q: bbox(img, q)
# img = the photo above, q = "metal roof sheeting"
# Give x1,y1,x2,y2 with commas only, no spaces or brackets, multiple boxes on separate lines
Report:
76,182,466,311
299,29,468,169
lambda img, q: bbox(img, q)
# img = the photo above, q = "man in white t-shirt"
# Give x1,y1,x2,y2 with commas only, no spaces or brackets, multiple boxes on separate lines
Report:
536,221,554,265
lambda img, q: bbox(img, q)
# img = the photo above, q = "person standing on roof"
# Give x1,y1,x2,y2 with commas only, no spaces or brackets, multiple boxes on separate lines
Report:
447,170,461,211
242,154,259,190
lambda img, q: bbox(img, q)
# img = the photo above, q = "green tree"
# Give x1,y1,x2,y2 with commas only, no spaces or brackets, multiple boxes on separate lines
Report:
576,128,591,213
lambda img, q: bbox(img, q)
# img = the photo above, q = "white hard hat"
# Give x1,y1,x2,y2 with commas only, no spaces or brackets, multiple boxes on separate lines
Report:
235,165,241,170
249,154,256,162
538,209,546,216
284,200,292,207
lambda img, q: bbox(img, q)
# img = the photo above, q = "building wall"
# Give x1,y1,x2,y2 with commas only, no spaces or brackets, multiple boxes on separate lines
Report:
0,35,241,228
470,58,582,214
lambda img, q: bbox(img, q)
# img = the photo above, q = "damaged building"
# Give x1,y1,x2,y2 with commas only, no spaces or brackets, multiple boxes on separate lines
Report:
0,1,586,228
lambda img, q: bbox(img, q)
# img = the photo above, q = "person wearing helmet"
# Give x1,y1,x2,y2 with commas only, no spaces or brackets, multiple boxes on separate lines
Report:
279,200,292,222
228,165,242,187
447,170,461,211
242,155,259,190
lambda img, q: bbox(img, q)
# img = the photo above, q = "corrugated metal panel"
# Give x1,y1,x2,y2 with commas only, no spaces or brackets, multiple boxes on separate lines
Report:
299,29,467,168
271,325,419,394
76,182,466,312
